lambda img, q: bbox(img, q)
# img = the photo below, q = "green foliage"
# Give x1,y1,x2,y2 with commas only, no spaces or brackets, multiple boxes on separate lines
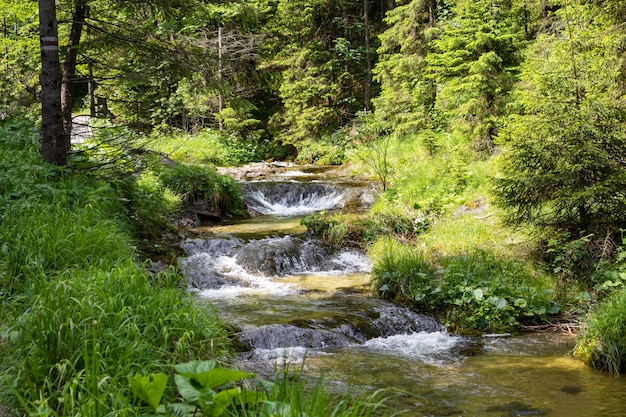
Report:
493,3,626,235
158,163,246,217
426,0,523,151
302,209,423,247
0,120,231,416
372,0,438,134
301,213,362,246
148,130,270,166
370,239,559,333
130,373,169,412
129,362,391,417
352,114,394,190
295,130,351,165
574,287,626,375
0,1,39,119
263,0,378,144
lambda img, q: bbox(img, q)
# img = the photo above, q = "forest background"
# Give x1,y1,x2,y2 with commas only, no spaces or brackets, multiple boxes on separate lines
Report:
3,0,626,415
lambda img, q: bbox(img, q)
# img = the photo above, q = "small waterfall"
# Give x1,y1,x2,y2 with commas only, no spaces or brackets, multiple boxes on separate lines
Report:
179,235,371,291
236,303,444,351
241,181,375,216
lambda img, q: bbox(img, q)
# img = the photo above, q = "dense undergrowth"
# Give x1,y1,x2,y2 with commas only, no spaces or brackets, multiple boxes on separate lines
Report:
146,128,350,166
0,120,390,416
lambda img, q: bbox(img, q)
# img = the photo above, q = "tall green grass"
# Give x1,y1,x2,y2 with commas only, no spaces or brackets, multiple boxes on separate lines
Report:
0,121,231,415
574,287,626,375
230,370,393,417
7,262,230,416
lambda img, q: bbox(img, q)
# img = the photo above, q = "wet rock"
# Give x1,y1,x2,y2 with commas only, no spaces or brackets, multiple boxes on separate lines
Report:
236,236,331,276
238,324,357,350
560,385,583,395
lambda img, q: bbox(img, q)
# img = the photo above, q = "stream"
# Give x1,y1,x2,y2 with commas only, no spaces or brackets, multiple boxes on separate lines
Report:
179,164,626,417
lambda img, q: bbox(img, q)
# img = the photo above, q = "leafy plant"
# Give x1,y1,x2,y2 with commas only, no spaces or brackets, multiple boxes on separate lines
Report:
130,373,169,412
129,361,391,417
575,287,626,375
129,360,257,416
371,240,560,332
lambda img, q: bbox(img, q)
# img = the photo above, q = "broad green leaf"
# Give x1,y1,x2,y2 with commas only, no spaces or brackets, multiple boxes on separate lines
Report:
199,387,242,417
237,389,267,406
166,402,197,416
487,296,507,309
173,360,219,375
547,303,561,314
181,367,255,390
128,373,168,412
532,306,546,315
174,374,207,404
261,401,296,417
514,298,527,308
174,360,254,389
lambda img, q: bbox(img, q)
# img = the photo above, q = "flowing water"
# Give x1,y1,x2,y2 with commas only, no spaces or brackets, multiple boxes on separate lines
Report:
180,164,626,417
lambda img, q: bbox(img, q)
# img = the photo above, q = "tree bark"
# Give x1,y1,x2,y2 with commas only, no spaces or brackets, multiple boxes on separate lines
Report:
363,0,372,112
217,26,224,130
61,0,87,147
428,0,437,26
39,0,67,165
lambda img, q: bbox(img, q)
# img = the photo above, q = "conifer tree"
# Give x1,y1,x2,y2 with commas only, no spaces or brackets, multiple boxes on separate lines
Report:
372,0,440,134
427,0,522,152
493,2,626,239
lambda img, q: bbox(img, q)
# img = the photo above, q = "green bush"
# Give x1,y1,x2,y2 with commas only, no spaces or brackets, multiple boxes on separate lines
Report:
147,130,271,166
575,287,626,375
295,132,351,165
371,239,560,333
158,163,246,218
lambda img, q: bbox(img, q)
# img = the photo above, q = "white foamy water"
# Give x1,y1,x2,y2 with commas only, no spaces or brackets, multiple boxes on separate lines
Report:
245,189,345,216
276,170,315,178
362,331,465,366
191,255,297,298
330,250,372,273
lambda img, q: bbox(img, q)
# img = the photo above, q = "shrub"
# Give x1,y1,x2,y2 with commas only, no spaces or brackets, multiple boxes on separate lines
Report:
575,288,626,375
370,239,560,333
158,164,246,218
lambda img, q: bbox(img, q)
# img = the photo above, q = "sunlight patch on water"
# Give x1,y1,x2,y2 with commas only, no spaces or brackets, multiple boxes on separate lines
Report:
194,216,306,236
275,272,371,294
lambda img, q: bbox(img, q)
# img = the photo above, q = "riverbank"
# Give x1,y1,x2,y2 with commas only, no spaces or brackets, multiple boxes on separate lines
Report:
0,120,395,416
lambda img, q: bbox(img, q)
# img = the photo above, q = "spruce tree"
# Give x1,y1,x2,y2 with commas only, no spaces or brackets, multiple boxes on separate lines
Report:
493,2,626,239
372,0,440,134
427,0,522,152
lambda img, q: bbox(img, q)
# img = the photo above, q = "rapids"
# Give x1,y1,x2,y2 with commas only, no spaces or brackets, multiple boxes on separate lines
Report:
180,163,626,417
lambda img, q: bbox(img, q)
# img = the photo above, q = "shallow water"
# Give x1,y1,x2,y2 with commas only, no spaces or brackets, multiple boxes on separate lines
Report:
182,164,626,417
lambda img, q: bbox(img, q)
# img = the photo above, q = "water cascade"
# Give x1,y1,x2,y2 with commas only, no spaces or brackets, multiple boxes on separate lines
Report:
180,164,626,416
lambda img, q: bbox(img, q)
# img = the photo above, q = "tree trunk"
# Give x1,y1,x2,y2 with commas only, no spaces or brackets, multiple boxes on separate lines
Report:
217,26,224,130
428,0,437,26
39,0,66,165
363,0,372,112
61,0,87,147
